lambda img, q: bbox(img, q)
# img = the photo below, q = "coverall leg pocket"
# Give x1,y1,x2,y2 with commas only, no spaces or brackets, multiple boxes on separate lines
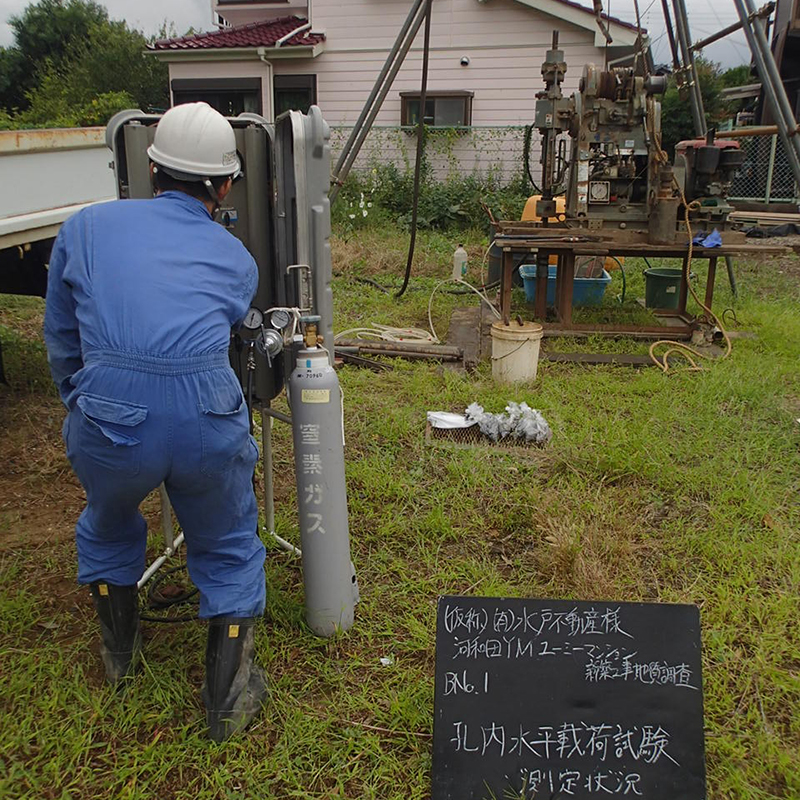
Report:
198,395,250,476
75,393,148,478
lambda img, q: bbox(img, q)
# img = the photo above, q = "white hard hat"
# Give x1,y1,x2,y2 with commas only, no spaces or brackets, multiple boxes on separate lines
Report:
147,102,240,180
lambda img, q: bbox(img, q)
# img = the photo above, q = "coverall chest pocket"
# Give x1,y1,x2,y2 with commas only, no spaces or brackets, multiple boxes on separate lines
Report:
198,383,250,477
76,394,148,477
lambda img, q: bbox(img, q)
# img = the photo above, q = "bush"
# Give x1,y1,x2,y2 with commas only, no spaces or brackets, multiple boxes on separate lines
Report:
332,160,531,234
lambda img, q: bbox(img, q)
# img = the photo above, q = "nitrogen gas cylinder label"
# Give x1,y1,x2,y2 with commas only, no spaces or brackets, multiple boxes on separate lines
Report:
302,389,330,404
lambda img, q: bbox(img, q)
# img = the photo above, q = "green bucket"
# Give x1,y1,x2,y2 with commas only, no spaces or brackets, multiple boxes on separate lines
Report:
644,267,682,309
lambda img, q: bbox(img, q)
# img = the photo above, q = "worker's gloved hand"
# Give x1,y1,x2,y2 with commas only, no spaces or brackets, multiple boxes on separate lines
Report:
692,229,722,248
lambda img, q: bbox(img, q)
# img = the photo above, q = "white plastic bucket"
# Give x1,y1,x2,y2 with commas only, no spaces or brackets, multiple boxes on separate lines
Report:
490,321,543,384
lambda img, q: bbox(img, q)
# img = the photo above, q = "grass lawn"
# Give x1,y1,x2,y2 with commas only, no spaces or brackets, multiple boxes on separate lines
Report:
0,225,798,799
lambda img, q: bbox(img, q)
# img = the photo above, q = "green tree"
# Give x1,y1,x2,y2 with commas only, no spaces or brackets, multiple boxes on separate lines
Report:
1,0,169,127
0,0,109,110
720,64,753,88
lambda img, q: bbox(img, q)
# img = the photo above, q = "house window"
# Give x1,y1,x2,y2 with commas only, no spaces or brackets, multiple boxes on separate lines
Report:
171,78,261,116
274,75,317,116
400,91,473,127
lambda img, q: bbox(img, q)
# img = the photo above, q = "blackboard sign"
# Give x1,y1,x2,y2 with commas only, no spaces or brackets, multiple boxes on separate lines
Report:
432,596,705,800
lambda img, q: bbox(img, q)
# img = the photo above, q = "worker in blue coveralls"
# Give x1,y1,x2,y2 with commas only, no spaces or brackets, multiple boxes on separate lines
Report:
43,102,267,742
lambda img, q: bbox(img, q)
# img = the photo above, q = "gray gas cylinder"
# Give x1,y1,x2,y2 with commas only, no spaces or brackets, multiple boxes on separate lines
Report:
288,344,358,636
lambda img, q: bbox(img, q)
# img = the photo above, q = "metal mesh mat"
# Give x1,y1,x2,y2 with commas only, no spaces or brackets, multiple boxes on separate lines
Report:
425,423,545,452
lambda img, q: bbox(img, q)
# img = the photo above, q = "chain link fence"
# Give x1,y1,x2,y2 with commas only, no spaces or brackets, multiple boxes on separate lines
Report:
728,134,799,204
330,126,799,204
330,125,534,184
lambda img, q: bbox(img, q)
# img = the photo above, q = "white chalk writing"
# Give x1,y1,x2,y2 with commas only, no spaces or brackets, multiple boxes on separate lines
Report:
444,604,488,635
449,722,679,766
585,650,698,690
443,670,489,696
444,604,632,639
511,768,644,797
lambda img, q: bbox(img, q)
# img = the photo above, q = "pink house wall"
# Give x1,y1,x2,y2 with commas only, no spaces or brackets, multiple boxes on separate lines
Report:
269,0,603,126
166,0,633,178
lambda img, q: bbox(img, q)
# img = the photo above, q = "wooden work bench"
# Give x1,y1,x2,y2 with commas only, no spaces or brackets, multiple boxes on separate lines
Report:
495,226,786,338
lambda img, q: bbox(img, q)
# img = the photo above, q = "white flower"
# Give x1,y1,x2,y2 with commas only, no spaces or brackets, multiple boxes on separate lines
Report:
367,202,373,208
362,209,368,217
348,213,356,219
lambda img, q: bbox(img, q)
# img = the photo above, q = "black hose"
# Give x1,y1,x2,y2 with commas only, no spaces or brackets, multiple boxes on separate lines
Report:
523,124,543,194
140,563,199,623
395,0,433,299
354,276,390,293
139,551,281,624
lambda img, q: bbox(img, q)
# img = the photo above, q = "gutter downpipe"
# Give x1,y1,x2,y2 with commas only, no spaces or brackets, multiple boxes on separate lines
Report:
256,48,275,121
275,21,312,48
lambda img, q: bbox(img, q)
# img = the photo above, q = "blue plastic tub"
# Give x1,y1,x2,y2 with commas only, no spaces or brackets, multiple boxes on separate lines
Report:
518,264,612,306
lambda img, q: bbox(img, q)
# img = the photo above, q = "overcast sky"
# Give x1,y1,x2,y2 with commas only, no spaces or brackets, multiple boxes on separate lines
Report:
0,0,752,69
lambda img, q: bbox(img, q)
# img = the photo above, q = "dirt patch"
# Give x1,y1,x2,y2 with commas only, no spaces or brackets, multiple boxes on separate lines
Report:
0,389,82,550
741,239,800,280
0,379,172,552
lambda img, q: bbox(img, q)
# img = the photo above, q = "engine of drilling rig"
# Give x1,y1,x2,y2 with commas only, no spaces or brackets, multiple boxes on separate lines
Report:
566,64,668,230
673,133,746,227
533,34,742,244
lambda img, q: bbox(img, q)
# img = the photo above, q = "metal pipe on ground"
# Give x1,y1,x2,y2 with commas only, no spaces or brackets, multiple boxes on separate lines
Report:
337,348,462,362
335,339,463,357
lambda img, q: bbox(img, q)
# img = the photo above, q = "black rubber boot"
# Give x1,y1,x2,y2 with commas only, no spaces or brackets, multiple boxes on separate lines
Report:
89,582,142,685
203,617,268,743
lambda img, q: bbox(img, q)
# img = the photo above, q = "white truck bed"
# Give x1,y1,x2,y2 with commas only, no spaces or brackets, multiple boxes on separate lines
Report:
0,127,117,249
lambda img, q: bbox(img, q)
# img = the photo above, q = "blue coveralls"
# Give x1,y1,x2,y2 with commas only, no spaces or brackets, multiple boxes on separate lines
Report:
43,191,266,618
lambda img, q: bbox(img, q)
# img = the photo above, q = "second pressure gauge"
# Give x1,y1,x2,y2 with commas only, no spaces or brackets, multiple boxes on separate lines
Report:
270,309,292,330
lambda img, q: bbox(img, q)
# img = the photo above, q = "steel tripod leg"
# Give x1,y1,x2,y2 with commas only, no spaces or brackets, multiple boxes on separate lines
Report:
261,404,301,556
724,256,738,298
261,405,274,535
138,485,184,589
159,483,173,550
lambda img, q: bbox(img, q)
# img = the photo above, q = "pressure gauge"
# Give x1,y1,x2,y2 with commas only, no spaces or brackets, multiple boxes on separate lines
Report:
589,181,610,203
242,307,264,331
270,309,292,330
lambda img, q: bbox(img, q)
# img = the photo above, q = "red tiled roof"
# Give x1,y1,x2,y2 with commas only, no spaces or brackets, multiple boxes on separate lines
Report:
150,16,324,51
